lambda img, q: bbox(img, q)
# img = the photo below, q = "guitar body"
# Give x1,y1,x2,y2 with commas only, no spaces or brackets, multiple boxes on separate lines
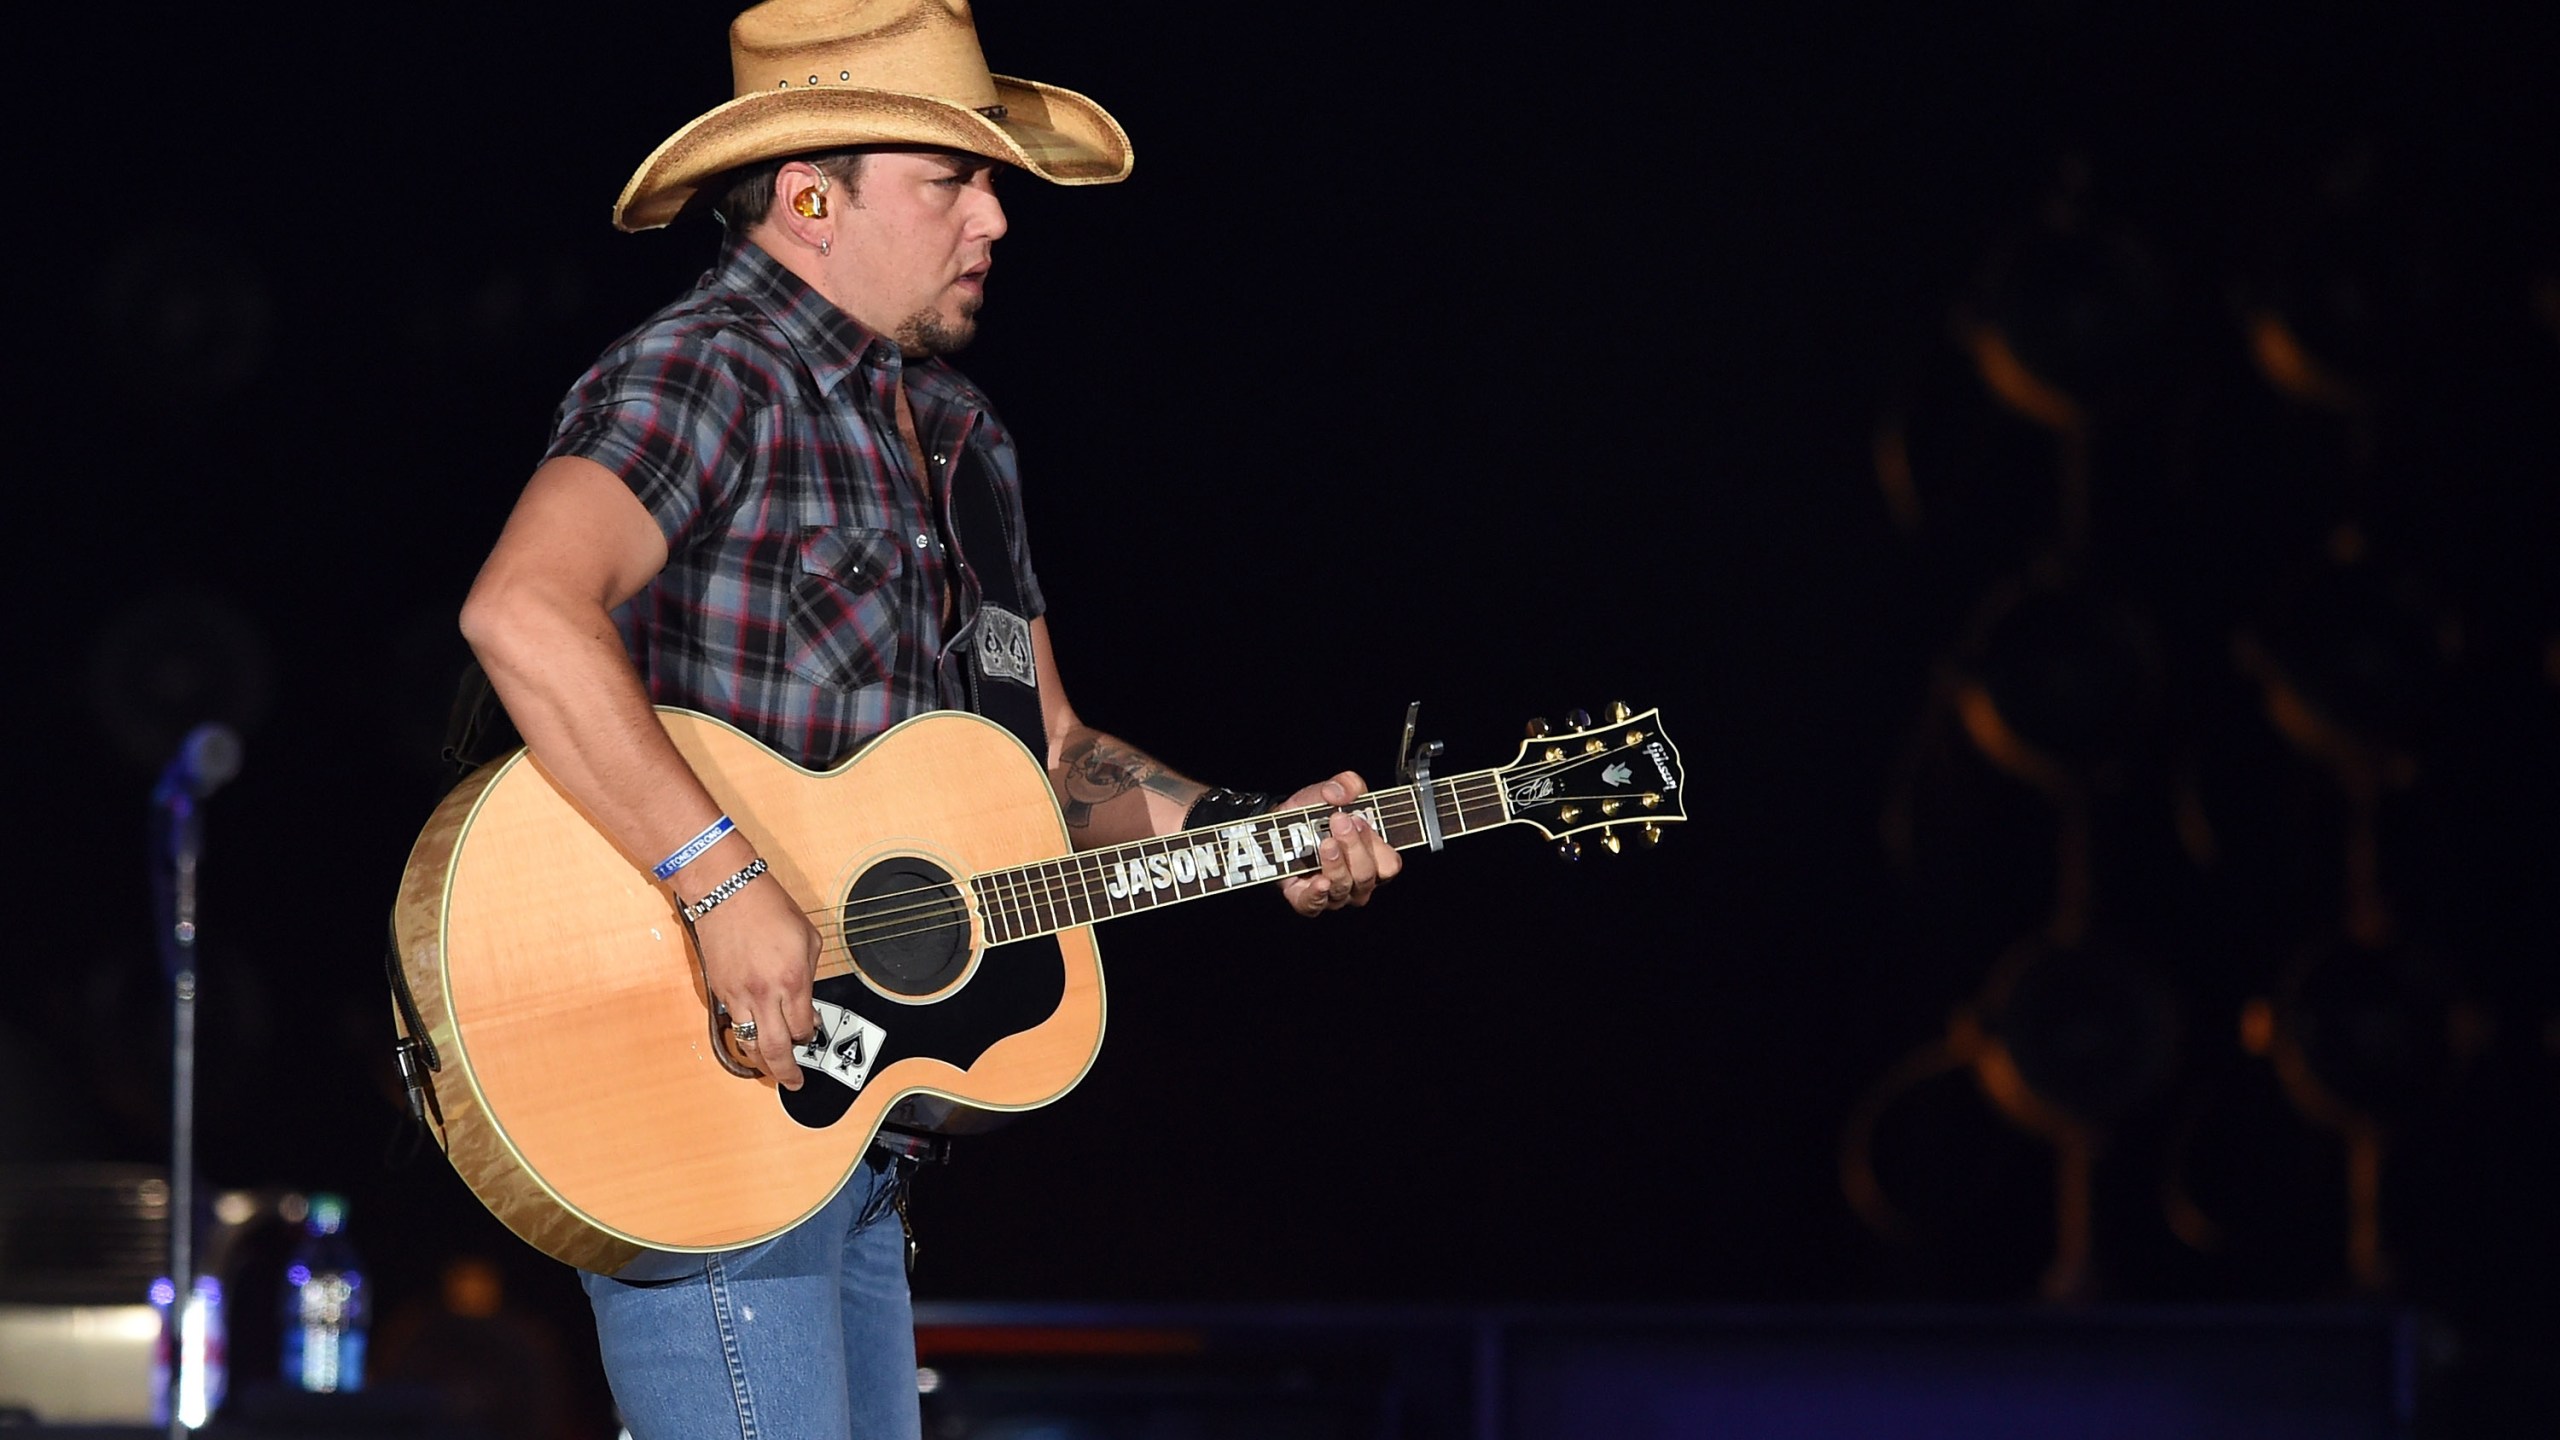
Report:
391,709,1103,1276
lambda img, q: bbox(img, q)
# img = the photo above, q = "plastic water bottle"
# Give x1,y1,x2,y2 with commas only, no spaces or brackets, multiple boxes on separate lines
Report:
278,1193,367,1393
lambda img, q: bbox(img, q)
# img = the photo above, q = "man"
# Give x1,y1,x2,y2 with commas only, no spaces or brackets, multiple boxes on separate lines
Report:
457,2,1399,1435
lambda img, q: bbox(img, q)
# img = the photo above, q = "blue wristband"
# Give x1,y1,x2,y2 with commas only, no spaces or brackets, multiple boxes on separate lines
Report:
652,815,735,881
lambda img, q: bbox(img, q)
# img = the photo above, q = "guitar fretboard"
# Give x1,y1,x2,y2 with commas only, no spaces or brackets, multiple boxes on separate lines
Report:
969,771,1512,943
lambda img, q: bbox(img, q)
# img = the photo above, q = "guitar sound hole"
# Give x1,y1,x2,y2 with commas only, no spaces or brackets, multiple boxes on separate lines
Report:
842,857,972,997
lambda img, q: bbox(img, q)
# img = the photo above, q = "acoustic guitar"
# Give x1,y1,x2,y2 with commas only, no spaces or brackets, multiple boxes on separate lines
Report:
391,705,1683,1274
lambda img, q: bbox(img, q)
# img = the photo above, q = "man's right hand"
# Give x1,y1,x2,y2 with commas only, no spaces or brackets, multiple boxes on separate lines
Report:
684,844,821,1091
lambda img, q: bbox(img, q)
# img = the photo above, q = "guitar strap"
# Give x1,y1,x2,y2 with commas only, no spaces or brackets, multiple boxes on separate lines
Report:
941,430,1046,761
440,657,522,775
873,431,1047,1149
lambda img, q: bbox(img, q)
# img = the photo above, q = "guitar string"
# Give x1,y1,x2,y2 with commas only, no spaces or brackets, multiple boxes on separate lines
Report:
811,770,1503,938
778,779,1477,951
932,747,1675,942
787,751,1656,952
805,795,1426,948
804,752,1661,953
770,749,1658,950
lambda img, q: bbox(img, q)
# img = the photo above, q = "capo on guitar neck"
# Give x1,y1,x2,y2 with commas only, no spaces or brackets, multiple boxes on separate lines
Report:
1397,702,1447,852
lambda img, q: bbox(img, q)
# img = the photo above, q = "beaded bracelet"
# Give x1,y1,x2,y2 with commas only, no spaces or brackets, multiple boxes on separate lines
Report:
681,858,769,924
653,814,736,881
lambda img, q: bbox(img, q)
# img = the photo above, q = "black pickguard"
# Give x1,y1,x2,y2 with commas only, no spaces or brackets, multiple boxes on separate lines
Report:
776,935,1066,1128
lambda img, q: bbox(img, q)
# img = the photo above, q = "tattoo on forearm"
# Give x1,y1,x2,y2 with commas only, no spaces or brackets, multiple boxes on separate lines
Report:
1058,736,1199,828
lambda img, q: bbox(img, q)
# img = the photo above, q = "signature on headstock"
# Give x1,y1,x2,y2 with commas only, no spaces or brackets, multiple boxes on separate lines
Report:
1508,775,1558,807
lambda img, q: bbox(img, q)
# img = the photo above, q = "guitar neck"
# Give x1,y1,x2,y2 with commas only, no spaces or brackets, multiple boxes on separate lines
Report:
971,771,1510,943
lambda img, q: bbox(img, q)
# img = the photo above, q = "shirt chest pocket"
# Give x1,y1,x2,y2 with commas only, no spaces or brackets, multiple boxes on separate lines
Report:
784,526,906,692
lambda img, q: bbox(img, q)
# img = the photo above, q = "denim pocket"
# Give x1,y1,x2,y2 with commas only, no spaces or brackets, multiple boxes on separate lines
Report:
784,527,905,691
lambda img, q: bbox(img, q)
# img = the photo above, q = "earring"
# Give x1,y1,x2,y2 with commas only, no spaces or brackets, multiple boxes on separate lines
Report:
819,238,831,258
793,186,828,219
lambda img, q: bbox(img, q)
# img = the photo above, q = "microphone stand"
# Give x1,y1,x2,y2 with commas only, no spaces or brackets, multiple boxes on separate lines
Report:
152,724,236,1436
158,781,203,1440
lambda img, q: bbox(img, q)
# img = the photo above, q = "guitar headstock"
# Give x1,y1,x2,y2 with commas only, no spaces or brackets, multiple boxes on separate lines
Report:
1497,702,1687,857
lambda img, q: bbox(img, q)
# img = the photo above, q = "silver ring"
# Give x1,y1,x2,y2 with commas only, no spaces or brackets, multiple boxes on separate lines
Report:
731,1017,759,1044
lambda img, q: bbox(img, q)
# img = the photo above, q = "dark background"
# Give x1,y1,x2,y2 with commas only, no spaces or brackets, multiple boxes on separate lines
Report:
6,2,2555,1434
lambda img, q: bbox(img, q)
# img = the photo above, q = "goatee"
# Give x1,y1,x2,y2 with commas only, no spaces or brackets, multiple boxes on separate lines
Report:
896,304,979,358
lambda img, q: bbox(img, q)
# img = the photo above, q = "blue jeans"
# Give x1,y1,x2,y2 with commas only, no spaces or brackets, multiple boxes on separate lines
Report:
581,1154,920,1439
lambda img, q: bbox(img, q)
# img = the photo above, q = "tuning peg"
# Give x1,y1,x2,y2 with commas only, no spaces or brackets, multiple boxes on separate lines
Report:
1606,700,1633,723
1601,799,1623,817
1525,716,1551,738
1584,738,1607,754
1542,745,1566,764
1557,805,1582,824
1567,707,1593,729
1598,827,1623,855
1641,822,1664,846
1555,838,1581,862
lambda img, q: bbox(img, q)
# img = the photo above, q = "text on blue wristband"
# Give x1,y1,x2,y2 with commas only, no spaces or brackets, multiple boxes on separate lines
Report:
652,814,735,881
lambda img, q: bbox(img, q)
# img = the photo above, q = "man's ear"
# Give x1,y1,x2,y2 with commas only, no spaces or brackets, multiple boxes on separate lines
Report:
769,160,834,256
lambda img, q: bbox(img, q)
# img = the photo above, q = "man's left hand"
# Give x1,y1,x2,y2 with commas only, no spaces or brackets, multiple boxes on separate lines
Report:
1275,773,1401,916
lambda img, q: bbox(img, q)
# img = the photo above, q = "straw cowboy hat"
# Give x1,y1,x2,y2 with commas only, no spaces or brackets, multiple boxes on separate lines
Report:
614,0,1133,232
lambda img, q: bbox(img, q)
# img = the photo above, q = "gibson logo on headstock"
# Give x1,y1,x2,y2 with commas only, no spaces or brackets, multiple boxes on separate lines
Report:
1644,741,1678,790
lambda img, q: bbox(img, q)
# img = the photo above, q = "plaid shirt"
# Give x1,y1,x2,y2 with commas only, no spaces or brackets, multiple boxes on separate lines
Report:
545,237,1045,768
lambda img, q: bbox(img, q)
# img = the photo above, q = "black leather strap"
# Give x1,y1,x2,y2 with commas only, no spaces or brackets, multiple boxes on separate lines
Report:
945,437,1045,758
